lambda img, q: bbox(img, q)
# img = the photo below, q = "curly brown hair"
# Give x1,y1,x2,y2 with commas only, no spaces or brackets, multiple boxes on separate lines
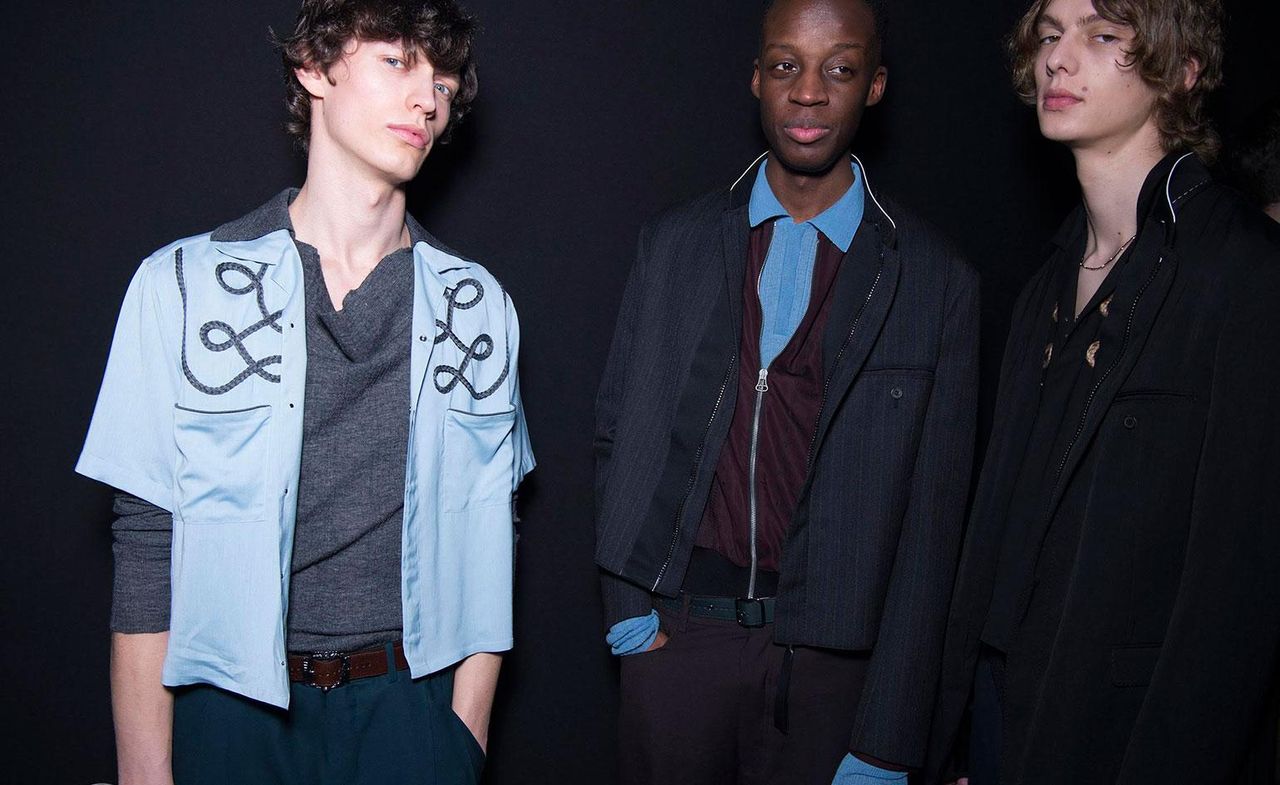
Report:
276,0,478,150
1008,0,1224,161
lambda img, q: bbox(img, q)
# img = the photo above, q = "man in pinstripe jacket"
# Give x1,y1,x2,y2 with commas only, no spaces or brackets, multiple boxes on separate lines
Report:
593,0,980,782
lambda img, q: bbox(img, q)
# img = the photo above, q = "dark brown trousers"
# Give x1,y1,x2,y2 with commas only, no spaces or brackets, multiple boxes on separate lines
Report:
618,601,870,785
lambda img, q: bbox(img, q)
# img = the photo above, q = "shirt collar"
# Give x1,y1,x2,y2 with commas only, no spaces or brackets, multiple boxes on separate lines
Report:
1048,151,1211,251
748,159,864,253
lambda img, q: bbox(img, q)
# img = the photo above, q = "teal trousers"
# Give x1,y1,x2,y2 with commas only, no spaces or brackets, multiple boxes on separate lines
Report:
172,657,484,785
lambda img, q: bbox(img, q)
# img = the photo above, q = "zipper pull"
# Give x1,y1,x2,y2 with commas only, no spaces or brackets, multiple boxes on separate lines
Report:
756,368,769,393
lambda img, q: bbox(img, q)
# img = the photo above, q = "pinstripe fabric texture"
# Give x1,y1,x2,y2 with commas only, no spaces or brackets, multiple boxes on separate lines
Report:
595,161,980,767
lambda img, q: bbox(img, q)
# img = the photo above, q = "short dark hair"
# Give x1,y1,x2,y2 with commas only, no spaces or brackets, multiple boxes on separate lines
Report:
1230,97,1280,208
761,0,888,65
1008,0,1224,161
277,0,479,150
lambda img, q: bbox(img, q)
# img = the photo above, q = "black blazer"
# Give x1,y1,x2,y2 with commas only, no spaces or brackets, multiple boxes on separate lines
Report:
928,154,1280,784
594,158,980,767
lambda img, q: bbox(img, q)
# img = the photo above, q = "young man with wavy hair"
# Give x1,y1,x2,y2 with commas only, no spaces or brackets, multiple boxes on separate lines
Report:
927,0,1280,783
77,1,533,782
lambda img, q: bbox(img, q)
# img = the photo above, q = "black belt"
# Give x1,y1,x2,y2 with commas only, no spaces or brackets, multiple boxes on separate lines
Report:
657,594,776,627
656,593,791,731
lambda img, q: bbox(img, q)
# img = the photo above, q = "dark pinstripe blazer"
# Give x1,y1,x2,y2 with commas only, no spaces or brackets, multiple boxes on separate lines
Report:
594,159,980,767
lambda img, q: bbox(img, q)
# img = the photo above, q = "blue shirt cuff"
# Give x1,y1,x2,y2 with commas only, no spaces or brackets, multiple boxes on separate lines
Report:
605,610,659,656
832,753,908,783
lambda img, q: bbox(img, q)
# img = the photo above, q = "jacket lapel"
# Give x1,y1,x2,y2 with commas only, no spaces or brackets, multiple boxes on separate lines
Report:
721,203,750,334
975,266,1057,536
808,218,900,464
1040,153,1211,517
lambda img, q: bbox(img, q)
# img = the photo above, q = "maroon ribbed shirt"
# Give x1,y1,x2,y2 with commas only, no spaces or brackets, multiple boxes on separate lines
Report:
694,222,846,573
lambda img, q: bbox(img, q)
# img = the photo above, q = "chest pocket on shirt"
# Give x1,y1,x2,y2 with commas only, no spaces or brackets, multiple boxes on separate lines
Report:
442,408,516,514
173,405,272,524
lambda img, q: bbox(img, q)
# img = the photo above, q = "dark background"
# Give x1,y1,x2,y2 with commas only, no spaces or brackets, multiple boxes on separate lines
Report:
3,1,1276,782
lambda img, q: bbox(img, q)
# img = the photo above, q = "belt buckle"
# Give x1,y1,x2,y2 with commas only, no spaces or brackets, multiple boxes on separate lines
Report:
735,597,766,628
300,651,351,692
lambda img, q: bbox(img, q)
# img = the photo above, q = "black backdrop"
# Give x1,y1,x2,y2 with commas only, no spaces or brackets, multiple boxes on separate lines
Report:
4,2,1276,783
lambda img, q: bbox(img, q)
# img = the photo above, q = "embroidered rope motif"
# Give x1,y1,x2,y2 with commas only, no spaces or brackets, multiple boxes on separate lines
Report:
432,278,509,399
176,249,283,395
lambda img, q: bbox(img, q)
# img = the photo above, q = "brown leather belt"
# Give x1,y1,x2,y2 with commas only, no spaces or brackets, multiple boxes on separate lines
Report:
287,642,409,691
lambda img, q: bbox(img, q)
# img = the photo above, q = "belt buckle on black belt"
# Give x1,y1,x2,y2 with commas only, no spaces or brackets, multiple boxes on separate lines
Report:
300,651,351,692
735,597,767,628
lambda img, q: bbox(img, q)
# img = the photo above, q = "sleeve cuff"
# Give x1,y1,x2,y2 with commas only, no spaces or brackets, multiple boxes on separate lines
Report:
599,570,654,629
606,611,659,656
833,753,908,783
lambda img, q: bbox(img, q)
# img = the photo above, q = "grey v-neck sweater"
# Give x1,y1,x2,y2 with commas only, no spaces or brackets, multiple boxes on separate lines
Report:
110,190,423,654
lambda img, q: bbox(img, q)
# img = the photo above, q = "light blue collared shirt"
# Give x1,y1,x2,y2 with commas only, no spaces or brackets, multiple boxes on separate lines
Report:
749,159,865,368
77,208,534,708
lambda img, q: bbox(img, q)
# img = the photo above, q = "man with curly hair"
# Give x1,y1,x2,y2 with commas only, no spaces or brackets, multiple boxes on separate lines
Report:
927,0,1280,783
76,1,532,782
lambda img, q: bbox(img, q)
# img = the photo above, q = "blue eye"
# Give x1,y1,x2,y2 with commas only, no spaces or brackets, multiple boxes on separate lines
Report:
434,83,453,99
384,57,404,68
